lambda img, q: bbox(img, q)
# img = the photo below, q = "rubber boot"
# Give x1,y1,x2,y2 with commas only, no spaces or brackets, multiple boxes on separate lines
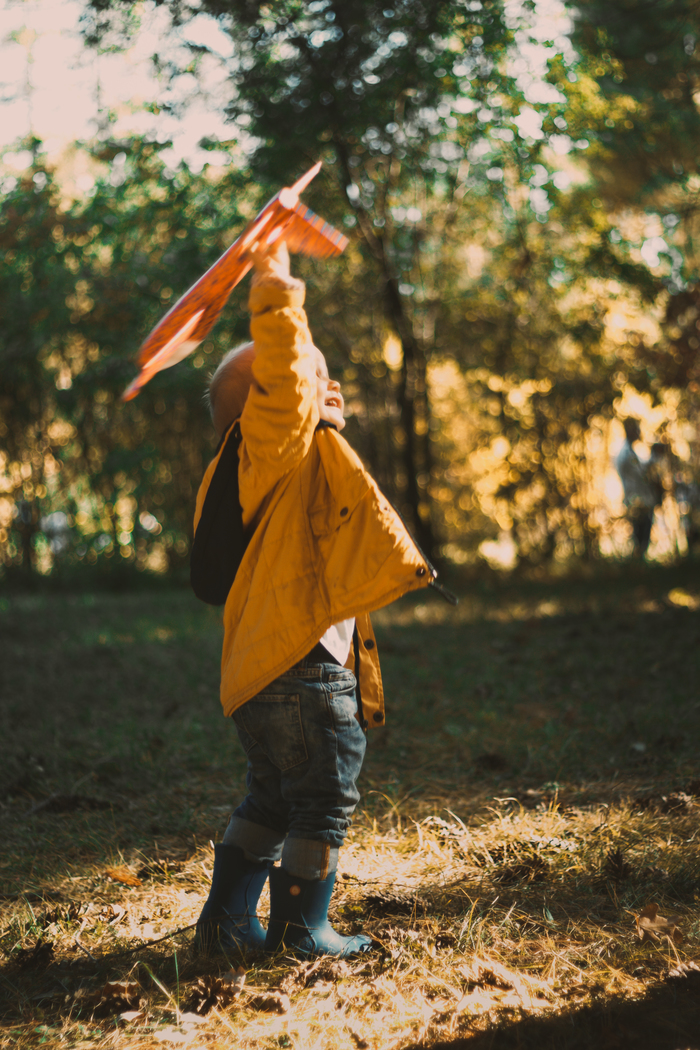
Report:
265,865,373,958
195,844,268,953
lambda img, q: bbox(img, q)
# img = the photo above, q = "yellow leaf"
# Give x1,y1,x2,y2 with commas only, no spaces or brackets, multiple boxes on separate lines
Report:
105,866,142,887
635,902,683,945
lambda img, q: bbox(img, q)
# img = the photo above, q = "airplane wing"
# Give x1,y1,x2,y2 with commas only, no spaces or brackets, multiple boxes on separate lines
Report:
122,162,348,401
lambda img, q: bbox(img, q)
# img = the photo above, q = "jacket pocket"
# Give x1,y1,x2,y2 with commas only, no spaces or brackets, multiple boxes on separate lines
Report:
307,435,371,537
308,475,371,537
233,694,308,771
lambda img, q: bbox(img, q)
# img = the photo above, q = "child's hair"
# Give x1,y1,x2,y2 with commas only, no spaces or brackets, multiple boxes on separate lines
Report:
208,341,256,439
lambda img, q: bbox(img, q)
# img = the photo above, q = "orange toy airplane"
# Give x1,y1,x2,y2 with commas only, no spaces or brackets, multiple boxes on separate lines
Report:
122,161,347,401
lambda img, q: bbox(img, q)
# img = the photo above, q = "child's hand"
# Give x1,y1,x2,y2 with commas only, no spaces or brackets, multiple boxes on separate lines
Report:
249,236,292,283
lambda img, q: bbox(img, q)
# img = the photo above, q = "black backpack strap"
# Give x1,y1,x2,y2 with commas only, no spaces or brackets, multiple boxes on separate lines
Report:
190,420,248,605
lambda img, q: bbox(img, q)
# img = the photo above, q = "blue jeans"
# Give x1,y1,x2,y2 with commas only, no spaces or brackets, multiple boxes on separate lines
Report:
225,659,367,877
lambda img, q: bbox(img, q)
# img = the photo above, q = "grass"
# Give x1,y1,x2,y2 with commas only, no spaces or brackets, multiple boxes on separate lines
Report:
1,560,700,1049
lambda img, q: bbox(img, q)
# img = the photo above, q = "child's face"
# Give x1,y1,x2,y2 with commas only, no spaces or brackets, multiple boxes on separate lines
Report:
315,348,345,431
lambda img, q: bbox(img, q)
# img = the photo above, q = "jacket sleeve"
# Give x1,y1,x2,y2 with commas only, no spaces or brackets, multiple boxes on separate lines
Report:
238,273,320,526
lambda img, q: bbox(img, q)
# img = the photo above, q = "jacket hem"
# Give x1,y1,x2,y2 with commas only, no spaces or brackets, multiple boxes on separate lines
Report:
220,574,431,718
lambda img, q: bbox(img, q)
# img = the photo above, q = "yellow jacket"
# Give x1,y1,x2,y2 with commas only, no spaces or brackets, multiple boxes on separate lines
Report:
194,275,434,726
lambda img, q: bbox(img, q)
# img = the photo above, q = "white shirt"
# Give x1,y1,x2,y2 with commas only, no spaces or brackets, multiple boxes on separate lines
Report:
320,617,355,665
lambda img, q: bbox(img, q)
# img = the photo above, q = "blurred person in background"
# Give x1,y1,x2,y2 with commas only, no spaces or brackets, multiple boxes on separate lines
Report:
615,417,657,556
675,471,700,552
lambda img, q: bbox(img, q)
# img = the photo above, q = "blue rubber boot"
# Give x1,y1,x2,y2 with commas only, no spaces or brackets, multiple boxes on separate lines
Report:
195,844,268,953
265,866,373,958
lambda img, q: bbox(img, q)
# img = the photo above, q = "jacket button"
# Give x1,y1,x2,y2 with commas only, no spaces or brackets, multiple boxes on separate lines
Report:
340,506,348,516
362,719,369,730
416,566,426,577
364,639,375,650
373,711,383,723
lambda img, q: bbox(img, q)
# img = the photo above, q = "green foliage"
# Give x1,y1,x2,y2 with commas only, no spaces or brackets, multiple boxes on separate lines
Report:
571,0,700,527
572,0,700,197
4,0,700,576
0,135,251,575
207,0,515,552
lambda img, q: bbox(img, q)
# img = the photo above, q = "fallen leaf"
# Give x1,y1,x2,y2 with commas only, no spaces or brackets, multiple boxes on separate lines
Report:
223,967,246,992
97,903,126,925
247,992,290,1014
118,1009,146,1023
185,967,246,1016
635,903,683,946
86,979,144,1017
40,902,88,927
105,866,142,887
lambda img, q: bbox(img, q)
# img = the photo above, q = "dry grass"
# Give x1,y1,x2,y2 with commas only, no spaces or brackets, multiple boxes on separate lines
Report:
2,562,700,1049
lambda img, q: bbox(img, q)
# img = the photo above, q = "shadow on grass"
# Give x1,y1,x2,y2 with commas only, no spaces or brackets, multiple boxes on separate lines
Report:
0,935,223,1024
408,973,700,1049
2,563,700,890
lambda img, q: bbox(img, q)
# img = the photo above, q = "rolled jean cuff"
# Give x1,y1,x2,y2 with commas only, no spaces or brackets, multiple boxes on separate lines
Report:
282,837,339,881
222,815,284,863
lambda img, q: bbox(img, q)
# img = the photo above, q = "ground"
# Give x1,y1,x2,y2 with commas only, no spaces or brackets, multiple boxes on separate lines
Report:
1,560,700,1049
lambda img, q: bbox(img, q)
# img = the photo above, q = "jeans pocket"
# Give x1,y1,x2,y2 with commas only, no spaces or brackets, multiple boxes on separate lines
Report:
328,670,356,688
327,677,359,730
233,694,308,771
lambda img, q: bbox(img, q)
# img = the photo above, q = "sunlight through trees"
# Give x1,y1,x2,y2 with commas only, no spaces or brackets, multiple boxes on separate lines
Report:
2,0,700,576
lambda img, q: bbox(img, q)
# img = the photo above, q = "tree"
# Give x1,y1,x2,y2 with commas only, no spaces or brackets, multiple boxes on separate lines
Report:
572,0,700,200
83,0,669,567
85,0,515,556
0,134,252,575
571,0,700,517
7,0,684,574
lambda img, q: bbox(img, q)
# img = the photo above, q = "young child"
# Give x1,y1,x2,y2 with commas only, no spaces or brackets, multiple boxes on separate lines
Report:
194,238,438,958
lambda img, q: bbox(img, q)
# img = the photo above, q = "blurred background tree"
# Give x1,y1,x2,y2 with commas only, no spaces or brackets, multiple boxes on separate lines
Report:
0,133,252,578
571,0,700,546
2,0,699,580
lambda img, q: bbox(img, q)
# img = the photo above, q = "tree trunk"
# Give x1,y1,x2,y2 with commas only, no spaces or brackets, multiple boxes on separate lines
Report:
334,142,437,558
15,500,37,572
382,272,436,557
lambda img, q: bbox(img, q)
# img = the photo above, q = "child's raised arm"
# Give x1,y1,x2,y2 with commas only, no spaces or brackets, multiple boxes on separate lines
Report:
248,237,293,285
238,239,320,520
